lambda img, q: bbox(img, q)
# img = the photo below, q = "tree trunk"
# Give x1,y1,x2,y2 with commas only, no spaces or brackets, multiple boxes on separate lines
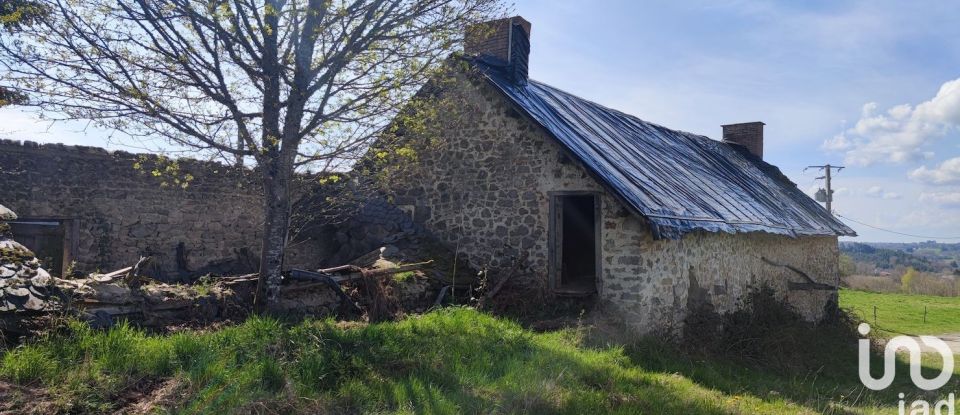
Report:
254,157,292,311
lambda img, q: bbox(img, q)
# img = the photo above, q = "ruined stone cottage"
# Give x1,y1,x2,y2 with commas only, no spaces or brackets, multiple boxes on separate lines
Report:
377,16,856,333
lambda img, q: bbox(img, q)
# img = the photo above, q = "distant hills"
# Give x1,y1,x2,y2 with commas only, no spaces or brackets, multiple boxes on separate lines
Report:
840,241,960,275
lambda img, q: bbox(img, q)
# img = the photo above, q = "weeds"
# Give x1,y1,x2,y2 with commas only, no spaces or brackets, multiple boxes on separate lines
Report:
391,270,416,283
0,306,952,414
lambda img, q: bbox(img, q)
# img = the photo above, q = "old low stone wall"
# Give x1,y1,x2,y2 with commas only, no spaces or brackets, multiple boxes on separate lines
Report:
0,139,323,279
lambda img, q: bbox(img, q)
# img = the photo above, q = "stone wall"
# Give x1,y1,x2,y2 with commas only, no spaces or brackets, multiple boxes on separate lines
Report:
383,73,840,334
599,221,839,332
0,139,322,279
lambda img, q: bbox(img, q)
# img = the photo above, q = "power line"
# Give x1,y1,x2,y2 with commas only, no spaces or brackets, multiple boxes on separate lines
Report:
836,214,960,240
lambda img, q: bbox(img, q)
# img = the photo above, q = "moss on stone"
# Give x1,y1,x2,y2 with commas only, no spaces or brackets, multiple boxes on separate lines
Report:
0,245,35,266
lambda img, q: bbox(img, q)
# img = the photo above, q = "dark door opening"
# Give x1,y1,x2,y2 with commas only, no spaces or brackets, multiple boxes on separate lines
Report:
555,194,598,294
9,219,72,276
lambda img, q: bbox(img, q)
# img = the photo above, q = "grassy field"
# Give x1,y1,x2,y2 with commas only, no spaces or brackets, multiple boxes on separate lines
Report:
1,306,953,414
840,288,960,335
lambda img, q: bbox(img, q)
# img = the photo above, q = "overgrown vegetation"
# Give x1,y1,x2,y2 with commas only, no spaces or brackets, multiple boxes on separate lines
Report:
0,303,954,414
684,287,853,370
844,267,960,297
843,274,902,294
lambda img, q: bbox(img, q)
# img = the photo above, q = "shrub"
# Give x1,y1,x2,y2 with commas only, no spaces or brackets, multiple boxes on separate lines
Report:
901,267,918,293
842,274,901,293
683,285,860,372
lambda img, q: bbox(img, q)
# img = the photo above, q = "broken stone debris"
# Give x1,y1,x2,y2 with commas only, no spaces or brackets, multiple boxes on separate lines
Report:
0,204,16,221
2,249,435,334
1,204,55,313
2,201,446,335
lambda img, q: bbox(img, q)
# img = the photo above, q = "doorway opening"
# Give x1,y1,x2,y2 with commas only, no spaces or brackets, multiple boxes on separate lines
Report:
552,193,599,295
9,219,77,276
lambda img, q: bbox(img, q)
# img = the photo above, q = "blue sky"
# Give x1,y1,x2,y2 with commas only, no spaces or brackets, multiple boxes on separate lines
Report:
2,0,960,242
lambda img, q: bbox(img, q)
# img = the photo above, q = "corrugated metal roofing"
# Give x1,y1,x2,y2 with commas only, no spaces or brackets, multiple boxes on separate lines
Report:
478,64,856,239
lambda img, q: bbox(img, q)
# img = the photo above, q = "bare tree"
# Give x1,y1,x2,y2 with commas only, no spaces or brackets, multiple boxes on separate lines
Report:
0,0,46,107
0,0,503,309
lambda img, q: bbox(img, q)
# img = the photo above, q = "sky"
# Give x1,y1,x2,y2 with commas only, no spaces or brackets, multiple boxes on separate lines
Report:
2,0,960,243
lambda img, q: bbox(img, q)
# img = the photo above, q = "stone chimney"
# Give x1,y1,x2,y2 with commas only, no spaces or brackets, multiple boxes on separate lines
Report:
465,16,531,84
722,122,765,159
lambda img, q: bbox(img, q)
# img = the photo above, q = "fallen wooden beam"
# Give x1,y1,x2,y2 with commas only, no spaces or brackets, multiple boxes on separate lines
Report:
290,261,434,284
287,269,363,313
90,266,133,282
317,264,363,274
219,273,260,285
354,261,433,280
287,261,433,314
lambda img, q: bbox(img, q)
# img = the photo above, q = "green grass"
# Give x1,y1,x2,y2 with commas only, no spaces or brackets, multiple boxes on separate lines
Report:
392,270,417,282
840,288,960,335
0,307,954,414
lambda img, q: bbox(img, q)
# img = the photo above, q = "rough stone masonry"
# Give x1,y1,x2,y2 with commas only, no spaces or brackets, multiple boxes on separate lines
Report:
0,139,324,280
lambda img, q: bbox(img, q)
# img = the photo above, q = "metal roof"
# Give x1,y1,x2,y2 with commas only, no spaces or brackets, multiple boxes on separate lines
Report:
479,65,856,239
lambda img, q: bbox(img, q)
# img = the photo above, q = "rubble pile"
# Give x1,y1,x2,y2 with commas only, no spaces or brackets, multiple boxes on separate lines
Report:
4,238,433,339
1,204,56,313
1,203,447,340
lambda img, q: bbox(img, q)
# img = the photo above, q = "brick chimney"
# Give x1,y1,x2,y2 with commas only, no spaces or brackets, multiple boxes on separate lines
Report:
722,122,765,159
465,16,531,84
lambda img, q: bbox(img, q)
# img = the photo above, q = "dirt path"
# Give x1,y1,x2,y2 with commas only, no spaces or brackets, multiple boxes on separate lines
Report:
0,377,183,414
0,380,55,415
903,333,960,354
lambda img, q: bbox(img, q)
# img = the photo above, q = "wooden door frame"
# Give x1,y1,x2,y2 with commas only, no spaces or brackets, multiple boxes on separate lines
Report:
8,217,80,276
548,191,602,294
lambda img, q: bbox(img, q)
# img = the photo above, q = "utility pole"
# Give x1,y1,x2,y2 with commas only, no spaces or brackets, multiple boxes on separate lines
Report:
805,164,845,214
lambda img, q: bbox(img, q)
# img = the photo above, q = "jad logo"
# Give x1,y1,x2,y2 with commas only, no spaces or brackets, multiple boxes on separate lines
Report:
858,323,956,414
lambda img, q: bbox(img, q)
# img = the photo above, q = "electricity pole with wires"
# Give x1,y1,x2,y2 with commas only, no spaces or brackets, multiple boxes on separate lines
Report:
805,164,845,214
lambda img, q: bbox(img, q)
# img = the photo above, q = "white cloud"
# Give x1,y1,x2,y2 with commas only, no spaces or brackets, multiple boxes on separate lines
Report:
898,206,960,228
821,132,853,151
865,186,901,200
920,192,960,208
823,78,960,166
910,157,960,185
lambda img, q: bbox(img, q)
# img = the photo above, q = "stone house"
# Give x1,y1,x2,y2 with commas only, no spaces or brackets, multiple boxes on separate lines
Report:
379,16,856,333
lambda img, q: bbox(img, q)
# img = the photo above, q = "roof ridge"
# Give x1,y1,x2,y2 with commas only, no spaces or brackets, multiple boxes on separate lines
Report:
526,78,721,145
475,61,855,238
